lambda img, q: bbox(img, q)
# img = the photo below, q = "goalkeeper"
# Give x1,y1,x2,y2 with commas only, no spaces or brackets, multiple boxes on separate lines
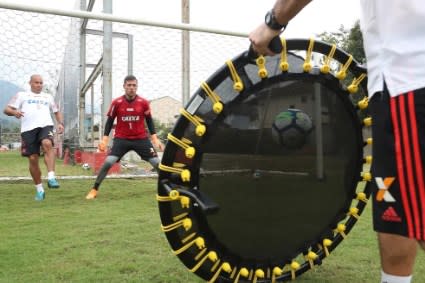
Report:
85,75,164,199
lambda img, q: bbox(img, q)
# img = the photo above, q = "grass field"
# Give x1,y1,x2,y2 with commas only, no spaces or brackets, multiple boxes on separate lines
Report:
1,151,424,282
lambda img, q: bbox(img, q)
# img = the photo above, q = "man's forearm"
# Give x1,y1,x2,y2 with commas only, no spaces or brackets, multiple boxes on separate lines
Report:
103,116,114,136
3,106,22,118
4,106,15,116
55,112,64,125
273,0,312,25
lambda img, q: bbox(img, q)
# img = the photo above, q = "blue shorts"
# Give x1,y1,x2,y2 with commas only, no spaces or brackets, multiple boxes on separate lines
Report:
369,87,425,240
21,126,54,156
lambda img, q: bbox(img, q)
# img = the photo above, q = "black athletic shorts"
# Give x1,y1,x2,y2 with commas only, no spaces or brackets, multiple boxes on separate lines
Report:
109,137,158,161
21,126,55,156
369,87,425,240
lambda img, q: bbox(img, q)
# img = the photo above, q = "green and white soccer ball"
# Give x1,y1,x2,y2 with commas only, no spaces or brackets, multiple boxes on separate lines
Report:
271,109,313,149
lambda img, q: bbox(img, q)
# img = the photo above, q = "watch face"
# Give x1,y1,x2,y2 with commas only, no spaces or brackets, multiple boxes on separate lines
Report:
265,11,272,25
265,10,283,30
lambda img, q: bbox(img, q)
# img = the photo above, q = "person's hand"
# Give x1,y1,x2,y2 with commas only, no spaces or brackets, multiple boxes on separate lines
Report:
98,136,109,152
249,23,281,56
151,134,165,152
14,109,24,119
57,123,64,134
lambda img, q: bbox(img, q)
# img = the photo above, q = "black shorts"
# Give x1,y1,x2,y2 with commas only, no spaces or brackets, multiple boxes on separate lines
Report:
370,87,425,240
109,137,158,161
21,126,55,156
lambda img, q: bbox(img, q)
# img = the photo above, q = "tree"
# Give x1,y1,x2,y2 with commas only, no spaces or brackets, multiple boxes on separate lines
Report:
345,20,365,64
317,25,348,49
318,20,365,64
317,20,367,112
152,118,173,142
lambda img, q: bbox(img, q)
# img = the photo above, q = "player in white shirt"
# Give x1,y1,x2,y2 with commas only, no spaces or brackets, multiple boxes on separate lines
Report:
3,74,64,201
249,1,425,282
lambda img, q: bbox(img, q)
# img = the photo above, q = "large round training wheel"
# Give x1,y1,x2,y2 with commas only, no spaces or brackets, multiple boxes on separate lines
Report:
157,38,372,283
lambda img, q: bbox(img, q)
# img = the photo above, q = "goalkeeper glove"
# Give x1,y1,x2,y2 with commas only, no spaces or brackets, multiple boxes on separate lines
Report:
151,134,164,151
98,136,109,152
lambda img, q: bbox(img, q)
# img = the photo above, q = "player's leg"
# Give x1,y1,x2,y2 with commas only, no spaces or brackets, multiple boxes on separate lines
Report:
86,155,120,199
370,88,425,282
94,155,120,188
149,157,160,172
22,128,45,200
86,138,127,199
133,138,160,172
28,154,42,184
28,154,45,201
39,126,59,188
378,233,417,278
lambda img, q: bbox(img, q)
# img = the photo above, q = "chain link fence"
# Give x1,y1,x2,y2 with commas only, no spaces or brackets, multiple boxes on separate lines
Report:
0,0,248,166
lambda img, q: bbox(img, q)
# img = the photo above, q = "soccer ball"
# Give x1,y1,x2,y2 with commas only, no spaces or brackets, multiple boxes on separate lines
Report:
271,109,313,149
82,163,91,170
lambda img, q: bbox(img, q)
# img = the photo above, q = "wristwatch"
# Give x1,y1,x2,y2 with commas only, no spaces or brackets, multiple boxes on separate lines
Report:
265,9,287,31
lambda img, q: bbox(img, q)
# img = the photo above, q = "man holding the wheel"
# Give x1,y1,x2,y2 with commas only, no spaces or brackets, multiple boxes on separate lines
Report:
250,1,425,283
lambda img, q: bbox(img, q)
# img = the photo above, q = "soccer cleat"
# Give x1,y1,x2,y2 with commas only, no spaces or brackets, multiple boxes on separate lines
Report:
85,189,98,200
47,178,60,189
35,191,45,201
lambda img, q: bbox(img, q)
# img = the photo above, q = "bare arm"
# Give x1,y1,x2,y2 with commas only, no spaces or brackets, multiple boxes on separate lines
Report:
3,105,24,118
273,0,312,25
249,0,312,56
54,111,64,134
146,116,164,151
150,133,164,151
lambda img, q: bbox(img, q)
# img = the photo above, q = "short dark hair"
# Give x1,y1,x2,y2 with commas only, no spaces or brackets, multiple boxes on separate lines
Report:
124,75,137,83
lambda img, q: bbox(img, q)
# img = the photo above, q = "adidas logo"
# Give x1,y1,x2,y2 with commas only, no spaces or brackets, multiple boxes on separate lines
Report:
381,206,402,222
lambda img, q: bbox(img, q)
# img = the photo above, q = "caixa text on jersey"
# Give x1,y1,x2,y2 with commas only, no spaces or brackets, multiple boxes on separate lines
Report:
121,116,140,121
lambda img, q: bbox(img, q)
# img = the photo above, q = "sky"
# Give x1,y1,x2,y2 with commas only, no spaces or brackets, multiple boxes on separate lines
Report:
7,0,361,38
0,0,361,105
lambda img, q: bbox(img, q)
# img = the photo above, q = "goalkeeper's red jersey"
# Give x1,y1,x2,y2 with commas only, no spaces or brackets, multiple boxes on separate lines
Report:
107,95,151,140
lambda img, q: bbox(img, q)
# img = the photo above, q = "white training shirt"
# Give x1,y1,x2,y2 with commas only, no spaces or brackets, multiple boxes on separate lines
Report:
360,0,425,97
7,91,59,133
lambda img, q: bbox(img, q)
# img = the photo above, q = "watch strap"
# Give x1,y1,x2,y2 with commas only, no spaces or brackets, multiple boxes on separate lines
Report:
265,9,287,31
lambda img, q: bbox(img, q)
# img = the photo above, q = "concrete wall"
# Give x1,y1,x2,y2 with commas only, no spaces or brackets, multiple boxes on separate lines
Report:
150,96,181,126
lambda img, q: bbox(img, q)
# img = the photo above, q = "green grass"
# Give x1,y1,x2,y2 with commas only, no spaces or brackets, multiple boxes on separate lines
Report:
0,150,93,177
0,179,202,283
0,151,424,282
0,150,152,177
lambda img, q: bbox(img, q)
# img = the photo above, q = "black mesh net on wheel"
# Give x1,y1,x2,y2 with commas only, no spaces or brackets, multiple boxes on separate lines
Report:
157,38,372,283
